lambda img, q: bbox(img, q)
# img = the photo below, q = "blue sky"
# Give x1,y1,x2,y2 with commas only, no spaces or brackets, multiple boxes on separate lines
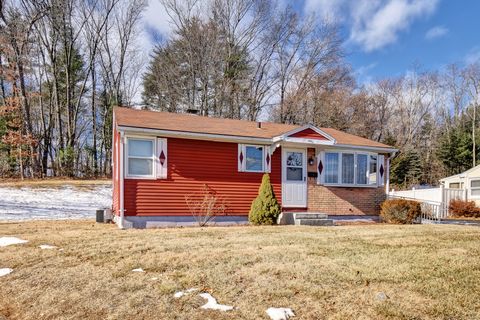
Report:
299,0,480,84
142,0,480,85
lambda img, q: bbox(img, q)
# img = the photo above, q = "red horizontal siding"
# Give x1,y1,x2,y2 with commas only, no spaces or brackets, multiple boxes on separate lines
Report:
124,138,281,216
290,128,327,140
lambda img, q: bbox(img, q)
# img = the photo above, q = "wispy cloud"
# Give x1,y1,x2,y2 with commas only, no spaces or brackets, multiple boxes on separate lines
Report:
425,26,448,40
465,46,480,65
304,0,440,52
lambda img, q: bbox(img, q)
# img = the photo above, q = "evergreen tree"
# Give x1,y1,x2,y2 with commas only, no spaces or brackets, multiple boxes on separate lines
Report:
390,150,422,188
248,174,281,225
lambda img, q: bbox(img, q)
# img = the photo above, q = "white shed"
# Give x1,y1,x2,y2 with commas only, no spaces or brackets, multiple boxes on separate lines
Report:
440,165,480,202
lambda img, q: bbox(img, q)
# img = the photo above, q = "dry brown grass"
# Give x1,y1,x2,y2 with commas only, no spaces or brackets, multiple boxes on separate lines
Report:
1,221,479,319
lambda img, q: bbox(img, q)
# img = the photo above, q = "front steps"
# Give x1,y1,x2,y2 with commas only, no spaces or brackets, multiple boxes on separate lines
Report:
277,212,334,226
293,213,334,226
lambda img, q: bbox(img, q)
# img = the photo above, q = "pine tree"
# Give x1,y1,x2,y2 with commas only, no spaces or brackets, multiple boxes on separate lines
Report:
248,174,281,225
390,150,422,189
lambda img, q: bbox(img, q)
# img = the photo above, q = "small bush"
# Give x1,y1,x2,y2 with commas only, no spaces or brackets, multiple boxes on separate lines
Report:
449,199,480,218
249,174,281,225
380,199,421,224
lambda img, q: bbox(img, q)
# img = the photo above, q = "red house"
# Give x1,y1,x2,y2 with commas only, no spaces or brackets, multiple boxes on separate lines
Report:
112,107,397,228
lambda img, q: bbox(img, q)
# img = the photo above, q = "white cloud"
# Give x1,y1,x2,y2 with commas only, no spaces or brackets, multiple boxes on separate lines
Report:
425,25,448,40
304,0,440,52
303,0,347,21
350,0,439,52
465,46,480,65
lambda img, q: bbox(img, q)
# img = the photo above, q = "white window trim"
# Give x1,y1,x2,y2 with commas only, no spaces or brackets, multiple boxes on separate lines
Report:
125,136,157,179
239,144,269,173
244,144,265,173
321,150,379,188
469,178,480,199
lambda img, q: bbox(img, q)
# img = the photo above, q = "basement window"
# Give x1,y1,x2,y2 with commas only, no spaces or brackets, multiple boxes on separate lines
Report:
126,138,155,178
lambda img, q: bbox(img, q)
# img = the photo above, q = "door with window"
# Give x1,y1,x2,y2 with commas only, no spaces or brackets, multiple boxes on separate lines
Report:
282,149,307,207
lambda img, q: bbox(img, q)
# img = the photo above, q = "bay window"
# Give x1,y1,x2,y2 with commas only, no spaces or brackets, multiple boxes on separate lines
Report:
369,155,377,185
341,153,354,184
322,151,380,187
356,154,368,185
325,152,339,184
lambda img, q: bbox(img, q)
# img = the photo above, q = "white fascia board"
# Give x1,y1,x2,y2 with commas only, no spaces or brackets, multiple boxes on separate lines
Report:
327,144,398,154
273,124,336,144
117,125,273,144
280,137,336,146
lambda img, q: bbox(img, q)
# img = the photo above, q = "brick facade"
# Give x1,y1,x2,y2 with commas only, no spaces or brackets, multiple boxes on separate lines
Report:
307,183,386,215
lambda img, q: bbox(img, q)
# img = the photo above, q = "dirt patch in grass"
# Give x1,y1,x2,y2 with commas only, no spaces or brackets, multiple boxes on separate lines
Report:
1,221,479,319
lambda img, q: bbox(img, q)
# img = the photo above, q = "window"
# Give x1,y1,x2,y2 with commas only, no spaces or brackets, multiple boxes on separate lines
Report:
127,138,155,177
341,153,354,184
471,180,480,197
356,154,368,184
245,145,264,172
286,151,303,181
369,155,377,185
325,152,339,184
322,151,379,187
449,182,460,189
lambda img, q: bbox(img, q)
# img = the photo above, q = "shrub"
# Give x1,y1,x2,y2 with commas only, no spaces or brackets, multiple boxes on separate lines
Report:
448,199,480,218
380,199,421,224
185,184,227,226
249,174,281,225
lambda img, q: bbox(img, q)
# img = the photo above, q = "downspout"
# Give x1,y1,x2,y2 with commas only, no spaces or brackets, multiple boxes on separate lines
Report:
119,131,125,229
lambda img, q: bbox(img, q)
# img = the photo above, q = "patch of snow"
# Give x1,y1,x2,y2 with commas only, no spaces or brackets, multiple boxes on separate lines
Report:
0,185,111,221
150,277,158,281
199,293,234,312
376,292,388,301
131,268,145,272
174,288,198,298
0,236,28,247
39,244,57,250
266,307,295,320
0,268,13,277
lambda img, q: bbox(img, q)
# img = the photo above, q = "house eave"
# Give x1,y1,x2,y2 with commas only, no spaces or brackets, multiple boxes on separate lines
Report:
117,125,273,144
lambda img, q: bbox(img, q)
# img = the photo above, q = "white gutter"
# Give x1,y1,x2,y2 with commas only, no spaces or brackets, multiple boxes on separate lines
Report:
119,131,125,229
118,125,273,144
333,144,398,154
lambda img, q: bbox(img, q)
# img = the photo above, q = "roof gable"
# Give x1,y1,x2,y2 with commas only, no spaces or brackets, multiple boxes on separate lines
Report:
289,128,329,140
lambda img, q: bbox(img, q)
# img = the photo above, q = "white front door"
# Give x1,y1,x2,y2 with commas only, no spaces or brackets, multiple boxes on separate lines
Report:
282,148,307,207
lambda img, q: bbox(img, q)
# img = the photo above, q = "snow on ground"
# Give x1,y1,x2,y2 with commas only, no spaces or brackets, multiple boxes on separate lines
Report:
0,268,13,277
266,307,295,320
199,293,234,311
173,288,198,298
0,236,29,247
131,268,145,273
39,244,57,250
0,185,111,221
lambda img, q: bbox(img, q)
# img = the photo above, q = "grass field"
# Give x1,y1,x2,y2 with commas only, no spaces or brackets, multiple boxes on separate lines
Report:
1,221,479,319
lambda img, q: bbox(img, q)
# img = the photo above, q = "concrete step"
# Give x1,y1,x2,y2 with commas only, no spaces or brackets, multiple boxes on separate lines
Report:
294,213,328,220
294,219,334,226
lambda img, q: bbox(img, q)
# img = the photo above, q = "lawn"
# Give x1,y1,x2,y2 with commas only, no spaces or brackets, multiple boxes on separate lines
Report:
1,221,479,319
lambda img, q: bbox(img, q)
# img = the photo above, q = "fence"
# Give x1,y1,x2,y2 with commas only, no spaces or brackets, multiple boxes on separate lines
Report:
388,186,468,222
